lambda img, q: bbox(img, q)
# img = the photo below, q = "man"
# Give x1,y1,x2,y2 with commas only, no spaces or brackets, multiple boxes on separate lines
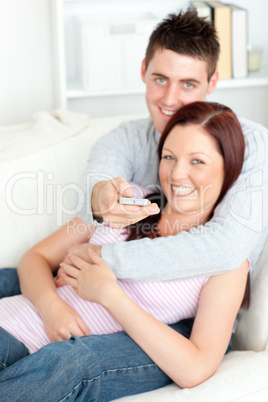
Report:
1,9,268,401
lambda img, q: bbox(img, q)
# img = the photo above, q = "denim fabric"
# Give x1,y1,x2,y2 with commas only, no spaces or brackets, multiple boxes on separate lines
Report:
0,319,195,402
0,268,20,298
0,327,29,372
0,269,231,401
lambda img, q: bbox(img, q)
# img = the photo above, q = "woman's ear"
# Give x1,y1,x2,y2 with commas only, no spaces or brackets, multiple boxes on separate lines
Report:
141,59,146,83
207,70,219,95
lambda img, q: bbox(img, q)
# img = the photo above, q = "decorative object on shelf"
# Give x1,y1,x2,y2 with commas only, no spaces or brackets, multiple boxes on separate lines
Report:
76,14,160,93
248,45,263,72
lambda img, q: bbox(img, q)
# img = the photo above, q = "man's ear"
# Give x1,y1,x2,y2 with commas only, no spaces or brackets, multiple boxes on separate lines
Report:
141,59,146,83
207,70,219,95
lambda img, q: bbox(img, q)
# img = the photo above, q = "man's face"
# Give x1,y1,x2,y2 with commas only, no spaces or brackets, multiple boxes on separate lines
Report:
141,48,218,134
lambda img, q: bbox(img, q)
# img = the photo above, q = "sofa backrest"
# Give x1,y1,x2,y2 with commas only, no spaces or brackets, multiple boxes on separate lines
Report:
1,110,268,353
0,110,145,268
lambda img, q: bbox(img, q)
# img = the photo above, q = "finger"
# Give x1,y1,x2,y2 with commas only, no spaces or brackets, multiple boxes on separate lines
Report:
55,274,68,288
58,326,84,340
53,328,74,341
64,254,72,264
117,203,160,216
146,202,160,215
68,247,91,262
87,248,103,264
117,204,143,214
61,273,77,288
112,176,134,198
61,263,81,278
77,316,91,336
69,254,93,270
104,207,160,228
69,323,88,338
56,266,64,279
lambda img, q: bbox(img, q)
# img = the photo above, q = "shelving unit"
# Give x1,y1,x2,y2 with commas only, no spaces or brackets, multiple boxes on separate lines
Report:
52,0,268,126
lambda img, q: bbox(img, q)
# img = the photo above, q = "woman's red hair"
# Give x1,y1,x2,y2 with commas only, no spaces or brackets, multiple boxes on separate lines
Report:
158,101,245,208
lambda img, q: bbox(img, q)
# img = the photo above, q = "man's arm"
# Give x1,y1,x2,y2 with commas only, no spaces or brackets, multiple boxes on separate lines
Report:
79,117,268,281
100,119,268,281
77,117,160,225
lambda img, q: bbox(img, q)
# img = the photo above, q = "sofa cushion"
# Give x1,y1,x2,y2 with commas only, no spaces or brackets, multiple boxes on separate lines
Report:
115,350,268,401
232,234,268,352
0,110,145,268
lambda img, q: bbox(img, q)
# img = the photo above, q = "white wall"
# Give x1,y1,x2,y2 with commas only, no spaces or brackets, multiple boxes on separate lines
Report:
0,0,267,127
0,0,55,126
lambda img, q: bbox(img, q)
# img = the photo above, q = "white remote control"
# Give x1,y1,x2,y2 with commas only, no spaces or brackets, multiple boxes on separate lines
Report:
119,197,150,206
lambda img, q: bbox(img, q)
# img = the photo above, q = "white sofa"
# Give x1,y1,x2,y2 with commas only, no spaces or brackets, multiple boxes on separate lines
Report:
1,110,268,401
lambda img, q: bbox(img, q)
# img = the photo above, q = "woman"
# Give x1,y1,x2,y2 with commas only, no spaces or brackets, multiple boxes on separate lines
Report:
0,102,248,388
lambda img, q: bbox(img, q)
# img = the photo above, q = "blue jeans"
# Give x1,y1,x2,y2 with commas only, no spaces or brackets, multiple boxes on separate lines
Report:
0,322,194,401
0,268,231,401
0,268,21,298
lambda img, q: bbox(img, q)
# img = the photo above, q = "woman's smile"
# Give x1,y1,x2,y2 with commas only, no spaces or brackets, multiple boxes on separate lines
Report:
171,185,197,197
159,123,224,217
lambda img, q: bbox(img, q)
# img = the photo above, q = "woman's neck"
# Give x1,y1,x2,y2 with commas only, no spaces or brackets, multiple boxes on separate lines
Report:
158,204,212,237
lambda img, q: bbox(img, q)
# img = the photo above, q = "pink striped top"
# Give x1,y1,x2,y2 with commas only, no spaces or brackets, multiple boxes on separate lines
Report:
0,184,209,353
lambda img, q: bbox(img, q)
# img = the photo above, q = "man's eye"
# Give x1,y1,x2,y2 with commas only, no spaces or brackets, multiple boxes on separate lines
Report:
184,82,193,89
157,78,166,84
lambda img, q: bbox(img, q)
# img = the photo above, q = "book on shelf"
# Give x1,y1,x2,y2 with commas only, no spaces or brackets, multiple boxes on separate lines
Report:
206,1,232,80
229,4,248,78
190,1,212,21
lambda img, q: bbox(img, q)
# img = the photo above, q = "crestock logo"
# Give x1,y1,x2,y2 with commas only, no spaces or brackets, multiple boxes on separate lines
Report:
5,170,85,226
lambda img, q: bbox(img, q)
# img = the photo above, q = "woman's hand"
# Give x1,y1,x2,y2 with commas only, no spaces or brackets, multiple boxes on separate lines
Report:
60,249,118,304
39,295,90,342
55,244,102,288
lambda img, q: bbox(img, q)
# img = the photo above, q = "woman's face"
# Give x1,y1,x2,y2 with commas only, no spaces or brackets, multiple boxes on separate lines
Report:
159,124,224,216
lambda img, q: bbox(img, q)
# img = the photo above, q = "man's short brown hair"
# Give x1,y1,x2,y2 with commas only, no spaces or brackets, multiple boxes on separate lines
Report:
145,8,220,81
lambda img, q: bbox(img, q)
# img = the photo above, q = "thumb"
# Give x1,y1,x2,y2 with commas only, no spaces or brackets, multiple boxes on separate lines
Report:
77,316,91,336
112,176,134,198
88,248,102,264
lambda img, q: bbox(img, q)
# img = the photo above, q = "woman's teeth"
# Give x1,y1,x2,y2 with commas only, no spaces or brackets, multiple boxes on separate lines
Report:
172,186,196,196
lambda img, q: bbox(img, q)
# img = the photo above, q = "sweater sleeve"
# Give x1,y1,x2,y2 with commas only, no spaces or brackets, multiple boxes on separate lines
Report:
101,119,268,282
77,118,157,225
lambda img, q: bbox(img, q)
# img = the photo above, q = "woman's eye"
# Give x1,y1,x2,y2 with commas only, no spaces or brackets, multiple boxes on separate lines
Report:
162,155,175,160
192,159,204,165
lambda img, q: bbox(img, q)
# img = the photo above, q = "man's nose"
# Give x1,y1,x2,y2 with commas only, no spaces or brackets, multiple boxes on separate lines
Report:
162,85,180,108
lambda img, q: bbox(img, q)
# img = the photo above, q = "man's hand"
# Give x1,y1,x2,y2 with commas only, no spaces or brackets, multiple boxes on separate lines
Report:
91,177,160,228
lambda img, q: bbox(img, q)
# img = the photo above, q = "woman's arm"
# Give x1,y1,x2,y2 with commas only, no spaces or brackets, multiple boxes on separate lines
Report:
17,217,94,341
62,250,248,388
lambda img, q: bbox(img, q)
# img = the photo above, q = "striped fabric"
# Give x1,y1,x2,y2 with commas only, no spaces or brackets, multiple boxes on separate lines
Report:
0,184,209,353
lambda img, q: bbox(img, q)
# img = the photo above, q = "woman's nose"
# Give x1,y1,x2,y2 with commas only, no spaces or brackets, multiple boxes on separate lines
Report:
171,161,188,181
